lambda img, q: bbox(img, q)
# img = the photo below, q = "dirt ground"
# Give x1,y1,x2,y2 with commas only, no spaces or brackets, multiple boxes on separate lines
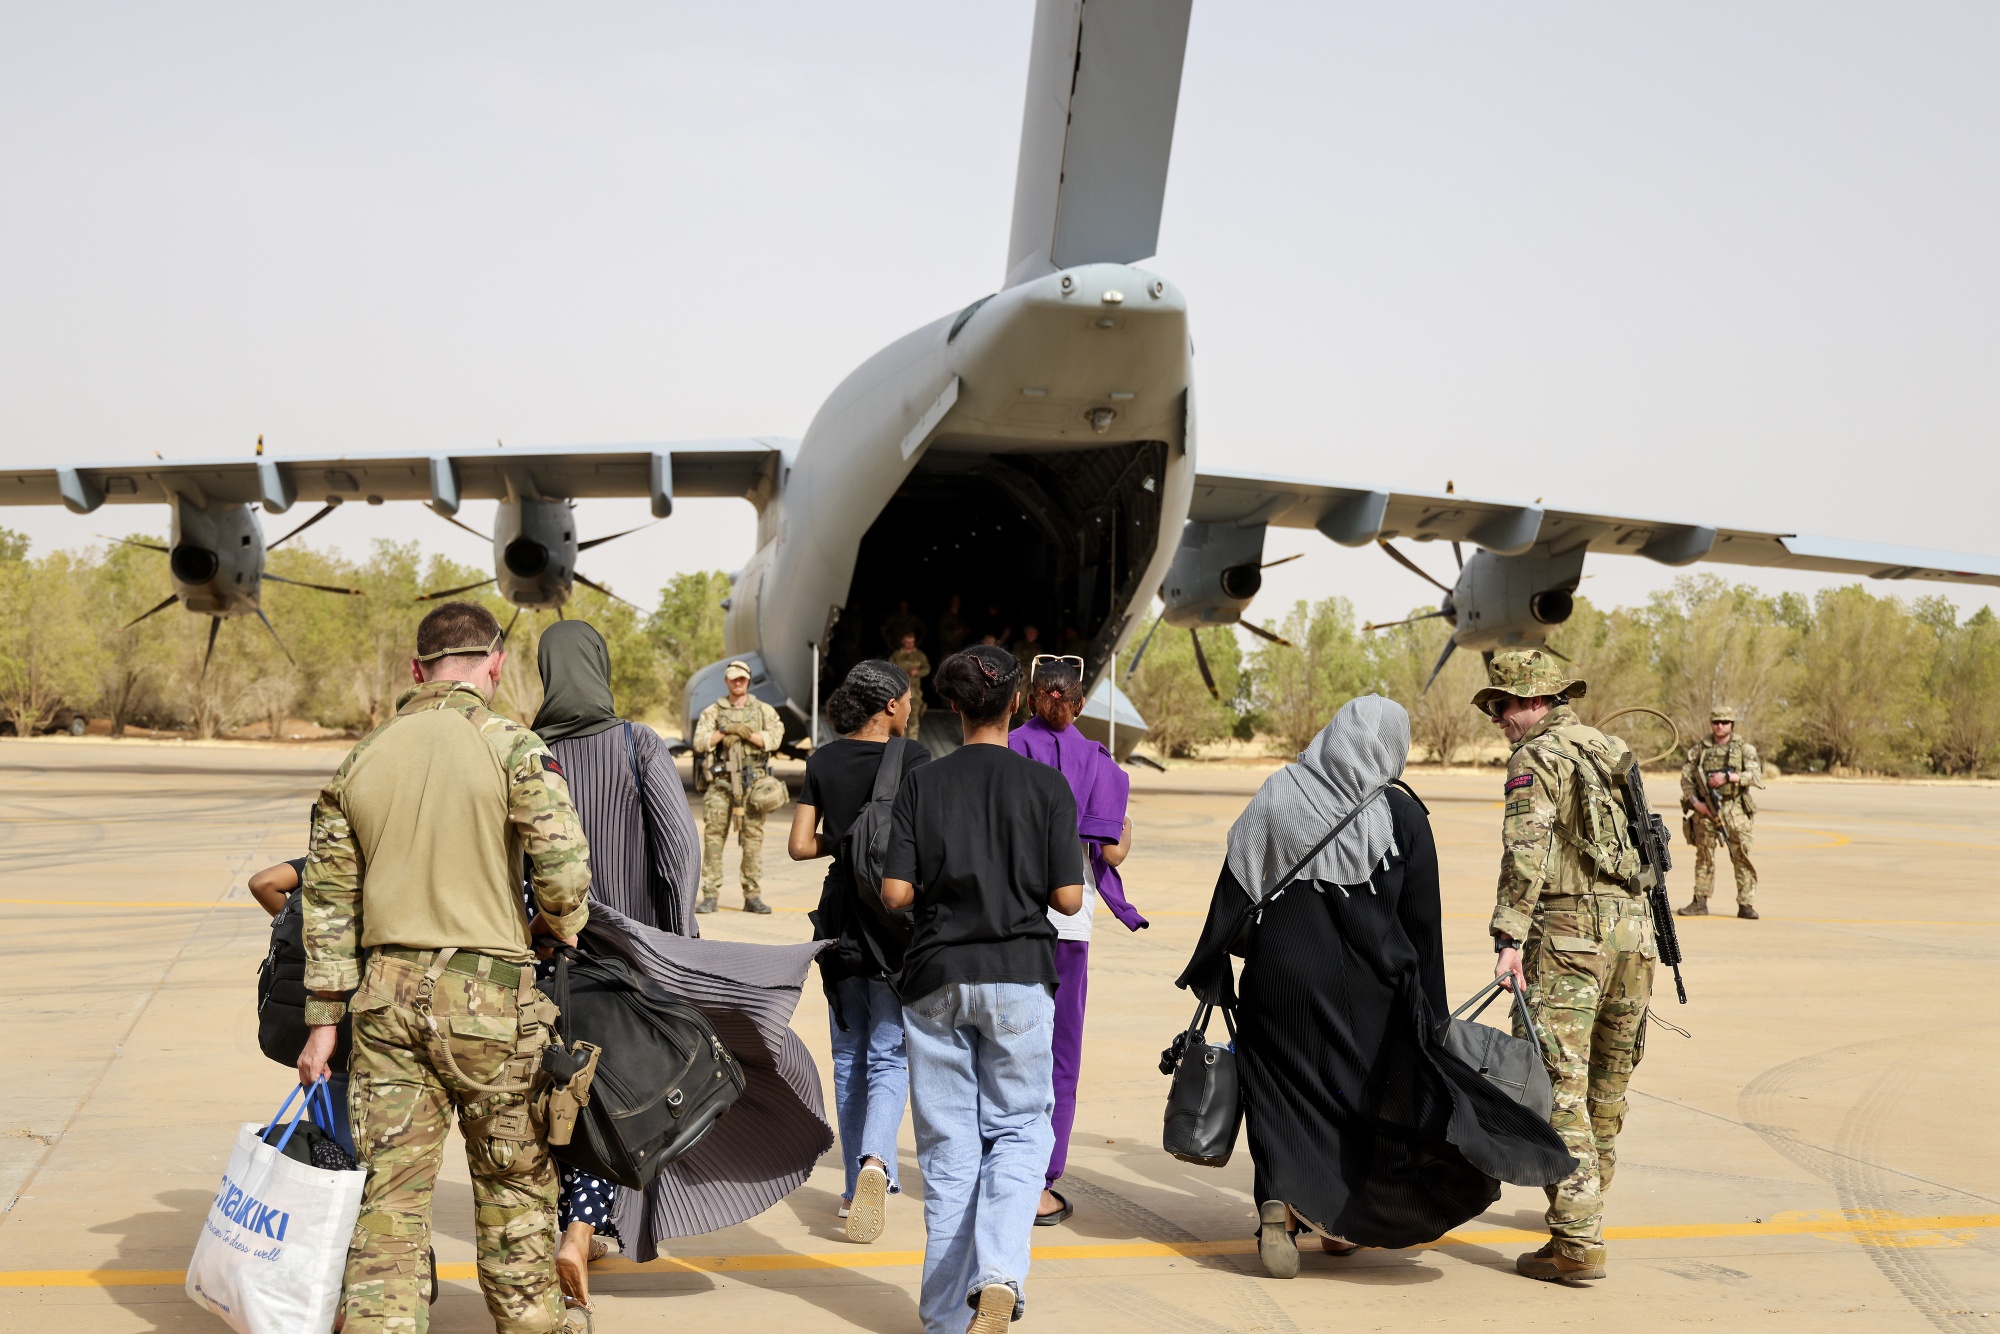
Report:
0,740,1993,1332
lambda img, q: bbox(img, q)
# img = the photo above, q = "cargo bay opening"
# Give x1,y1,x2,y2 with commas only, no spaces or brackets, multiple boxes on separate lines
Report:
821,441,1169,741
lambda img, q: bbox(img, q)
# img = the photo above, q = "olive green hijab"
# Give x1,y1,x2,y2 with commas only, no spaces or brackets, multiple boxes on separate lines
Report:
532,620,621,743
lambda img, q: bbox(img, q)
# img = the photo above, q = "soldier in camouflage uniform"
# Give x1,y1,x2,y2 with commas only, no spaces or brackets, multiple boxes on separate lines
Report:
1478,649,1655,1286
297,601,591,1334
888,633,931,741
1676,706,1762,919
693,659,785,914
880,599,927,654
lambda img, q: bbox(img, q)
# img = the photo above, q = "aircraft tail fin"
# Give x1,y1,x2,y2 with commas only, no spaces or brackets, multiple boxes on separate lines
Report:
1004,0,1194,289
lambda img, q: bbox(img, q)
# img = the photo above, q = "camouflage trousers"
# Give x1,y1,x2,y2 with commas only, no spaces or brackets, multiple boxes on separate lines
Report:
1515,892,1655,1264
701,786,765,900
905,698,924,741
1690,801,1757,905
346,949,564,1334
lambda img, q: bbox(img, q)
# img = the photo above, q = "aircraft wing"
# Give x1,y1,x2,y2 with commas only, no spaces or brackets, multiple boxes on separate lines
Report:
1189,468,2000,589
0,440,786,516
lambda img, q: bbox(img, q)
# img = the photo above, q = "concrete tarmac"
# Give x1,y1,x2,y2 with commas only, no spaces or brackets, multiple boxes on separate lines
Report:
0,739,1995,1332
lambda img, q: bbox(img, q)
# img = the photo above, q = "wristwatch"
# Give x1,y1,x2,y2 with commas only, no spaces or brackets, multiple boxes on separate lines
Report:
1493,935,1516,954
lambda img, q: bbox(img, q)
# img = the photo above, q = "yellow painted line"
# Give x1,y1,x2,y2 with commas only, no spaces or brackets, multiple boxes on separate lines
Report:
0,898,250,909
11,1213,1996,1288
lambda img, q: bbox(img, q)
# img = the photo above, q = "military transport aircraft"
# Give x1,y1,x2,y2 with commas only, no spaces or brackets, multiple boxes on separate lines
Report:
5,0,1997,742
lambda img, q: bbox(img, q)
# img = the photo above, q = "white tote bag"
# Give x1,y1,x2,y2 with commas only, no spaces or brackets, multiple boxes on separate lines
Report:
187,1081,365,1333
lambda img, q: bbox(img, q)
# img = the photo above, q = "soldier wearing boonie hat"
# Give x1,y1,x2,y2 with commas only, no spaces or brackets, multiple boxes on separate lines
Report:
1676,704,1762,920
1478,648,1654,1287
693,660,785,913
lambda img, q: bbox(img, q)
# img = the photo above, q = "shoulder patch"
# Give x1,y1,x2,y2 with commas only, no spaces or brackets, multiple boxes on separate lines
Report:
542,755,565,779
1505,773,1535,794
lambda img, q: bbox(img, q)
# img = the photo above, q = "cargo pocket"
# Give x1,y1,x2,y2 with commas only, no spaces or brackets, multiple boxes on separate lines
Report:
447,1013,518,1089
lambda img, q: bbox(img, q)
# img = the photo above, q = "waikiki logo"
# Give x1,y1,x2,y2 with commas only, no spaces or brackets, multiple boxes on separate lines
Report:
210,1173,290,1241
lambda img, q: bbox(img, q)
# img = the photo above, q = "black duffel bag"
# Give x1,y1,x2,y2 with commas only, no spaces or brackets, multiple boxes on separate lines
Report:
542,944,746,1191
1440,980,1555,1121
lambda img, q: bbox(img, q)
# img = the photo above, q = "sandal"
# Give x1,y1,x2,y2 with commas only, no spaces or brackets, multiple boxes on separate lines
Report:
1320,1236,1360,1257
1033,1189,1073,1227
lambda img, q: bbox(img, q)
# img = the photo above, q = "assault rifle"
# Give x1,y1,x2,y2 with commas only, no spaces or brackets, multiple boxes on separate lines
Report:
1616,761,1689,1004
1697,766,1732,851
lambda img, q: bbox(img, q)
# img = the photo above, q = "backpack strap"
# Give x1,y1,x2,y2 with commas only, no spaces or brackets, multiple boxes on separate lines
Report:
863,737,908,869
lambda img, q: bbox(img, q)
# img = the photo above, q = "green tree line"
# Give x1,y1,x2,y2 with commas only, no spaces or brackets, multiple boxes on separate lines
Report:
0,531,731,739
1125,576,2000,776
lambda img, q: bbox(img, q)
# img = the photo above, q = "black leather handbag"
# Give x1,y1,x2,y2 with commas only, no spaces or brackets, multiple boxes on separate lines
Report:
544,945,747,1190
1441,980,1555,1121
1159,991,1243,1167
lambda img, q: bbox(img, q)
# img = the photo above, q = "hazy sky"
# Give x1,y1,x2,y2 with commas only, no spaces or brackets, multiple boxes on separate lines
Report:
3,2,1996,633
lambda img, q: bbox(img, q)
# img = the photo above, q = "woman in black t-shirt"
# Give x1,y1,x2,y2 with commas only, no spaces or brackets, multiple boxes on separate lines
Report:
881,646,1083,1334
788,659,929,1245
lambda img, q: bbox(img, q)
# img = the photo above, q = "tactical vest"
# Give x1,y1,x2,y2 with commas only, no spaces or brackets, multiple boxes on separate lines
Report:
1524,722,1641,888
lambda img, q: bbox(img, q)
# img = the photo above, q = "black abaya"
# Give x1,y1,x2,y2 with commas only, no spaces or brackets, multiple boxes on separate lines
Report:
1177,785,1572,1248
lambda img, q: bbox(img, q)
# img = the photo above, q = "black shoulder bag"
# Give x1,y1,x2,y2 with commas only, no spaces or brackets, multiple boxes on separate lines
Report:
542,944,747,1190
1160,782,1390,1167
836,736,917,977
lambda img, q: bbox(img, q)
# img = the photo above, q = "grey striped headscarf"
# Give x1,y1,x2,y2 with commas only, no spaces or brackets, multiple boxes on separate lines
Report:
1224,695,1409,902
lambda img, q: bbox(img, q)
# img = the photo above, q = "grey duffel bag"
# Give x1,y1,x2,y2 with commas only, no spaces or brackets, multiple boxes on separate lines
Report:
1441,981,1555,1122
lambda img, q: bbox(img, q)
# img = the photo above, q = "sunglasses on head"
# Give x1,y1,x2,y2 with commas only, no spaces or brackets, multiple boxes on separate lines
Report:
1030,654,1087,699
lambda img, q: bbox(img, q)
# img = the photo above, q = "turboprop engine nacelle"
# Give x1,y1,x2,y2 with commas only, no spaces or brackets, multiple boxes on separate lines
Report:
1449,544,1587,651
1160,521,1267,628
168,495,264,617
494,499,577,608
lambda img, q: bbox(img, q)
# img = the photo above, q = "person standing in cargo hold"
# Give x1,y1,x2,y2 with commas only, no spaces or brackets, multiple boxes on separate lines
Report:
297,600,592,1334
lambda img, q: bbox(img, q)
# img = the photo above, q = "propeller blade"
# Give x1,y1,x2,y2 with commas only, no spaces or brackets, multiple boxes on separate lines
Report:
202,616,222,678
264,573,364,596
1259,552,1303,570
269,502,340,549
1121,612,1165,687
577,522,657,552
499,606,523,644
430,506,492,542
123,592,180,628
255,608,297,666
573,571,641,610
414,577,497,602
1378,539,1455,596
1541,643,1573,663
101,535,169,553
1421,638,1457,694
556,603,566,621
1452,541,1463,571
1239,619,1293,647
1190,628,1219,700
1362,610,1450,633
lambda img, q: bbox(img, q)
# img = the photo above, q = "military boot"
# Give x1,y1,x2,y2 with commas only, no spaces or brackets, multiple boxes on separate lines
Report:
1676,898,1708,916
695,894,719,914
1515,1241,1605,1284
742,892,772,915
1737,904,1760,920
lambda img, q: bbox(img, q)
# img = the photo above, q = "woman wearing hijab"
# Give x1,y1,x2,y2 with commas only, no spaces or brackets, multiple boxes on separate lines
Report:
1006,655,1143,1227
530,621,836,1305
1178,695,1572,1278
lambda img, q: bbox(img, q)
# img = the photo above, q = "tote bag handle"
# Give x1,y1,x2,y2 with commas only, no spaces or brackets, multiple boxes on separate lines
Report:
1450,978,1546,1057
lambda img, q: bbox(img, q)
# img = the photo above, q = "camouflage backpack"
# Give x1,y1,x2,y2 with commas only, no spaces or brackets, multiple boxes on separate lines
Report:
1526,722,1642,887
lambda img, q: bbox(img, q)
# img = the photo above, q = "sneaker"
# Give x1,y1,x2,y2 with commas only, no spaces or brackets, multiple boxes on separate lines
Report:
846,1163,889,1244
1257,1201,1299,1279
1738,904,1760,920
837,1200,851,1220
695,896,719,914
1515,1241,1605,1284
967,1282,1015,1334
1675,899,1708,917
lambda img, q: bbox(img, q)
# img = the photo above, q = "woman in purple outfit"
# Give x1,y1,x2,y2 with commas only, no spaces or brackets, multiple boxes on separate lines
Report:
1007,655,1143,1225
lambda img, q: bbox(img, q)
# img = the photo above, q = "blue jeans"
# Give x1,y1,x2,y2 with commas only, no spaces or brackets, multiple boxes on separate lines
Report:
829,975,909,1200
903,981,1055,1334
